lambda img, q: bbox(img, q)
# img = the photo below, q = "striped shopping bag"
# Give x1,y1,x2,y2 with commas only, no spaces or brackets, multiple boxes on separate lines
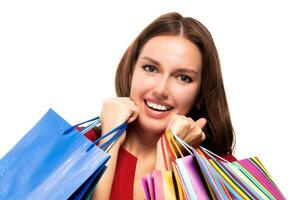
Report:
166,129,286,200
197,147,286,200
141,170,177,200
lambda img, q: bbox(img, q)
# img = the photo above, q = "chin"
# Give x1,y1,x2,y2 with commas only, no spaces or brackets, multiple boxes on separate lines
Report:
138,117,168,135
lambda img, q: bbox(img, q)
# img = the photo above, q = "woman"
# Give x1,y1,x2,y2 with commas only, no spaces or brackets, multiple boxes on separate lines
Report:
87,12,235,200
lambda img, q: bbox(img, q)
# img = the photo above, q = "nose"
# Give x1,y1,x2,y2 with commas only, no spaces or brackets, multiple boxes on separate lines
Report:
152,76,169,100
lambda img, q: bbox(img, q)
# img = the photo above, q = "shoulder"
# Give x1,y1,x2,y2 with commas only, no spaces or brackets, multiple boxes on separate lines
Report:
220,153,237,162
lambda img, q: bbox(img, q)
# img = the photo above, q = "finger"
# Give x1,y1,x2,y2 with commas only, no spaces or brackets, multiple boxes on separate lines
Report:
186,130,206,147
187,117,196,130
201,130,206,141
118,97,131,101
127,105,139,123
121,97,137,105
117,98,136,106
166,115,178,131
183,120,206,146
196,118,207,129
179,117,196,140
170,116,190,139
169,116,184,136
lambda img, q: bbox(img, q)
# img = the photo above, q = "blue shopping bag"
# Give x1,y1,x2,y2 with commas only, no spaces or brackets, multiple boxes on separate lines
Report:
0,108,127,200
69,163,107,200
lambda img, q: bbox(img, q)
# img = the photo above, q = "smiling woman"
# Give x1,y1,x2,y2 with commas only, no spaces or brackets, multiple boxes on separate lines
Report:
130,35,202,134
88,12,235,200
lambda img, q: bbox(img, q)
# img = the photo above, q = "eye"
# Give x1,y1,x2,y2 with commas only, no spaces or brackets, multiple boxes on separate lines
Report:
143,65,158,73
176,75,193,83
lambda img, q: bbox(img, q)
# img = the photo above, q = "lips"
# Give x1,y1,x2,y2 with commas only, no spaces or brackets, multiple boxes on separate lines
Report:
144,100,172,112
143,99,173,119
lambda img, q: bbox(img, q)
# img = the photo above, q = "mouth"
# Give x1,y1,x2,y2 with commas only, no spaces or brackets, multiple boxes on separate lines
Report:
144,100,173,112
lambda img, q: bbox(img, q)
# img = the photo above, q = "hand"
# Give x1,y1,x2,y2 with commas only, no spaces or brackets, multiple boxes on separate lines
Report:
100,97,139,146
166,115,207,148
155,115,207,170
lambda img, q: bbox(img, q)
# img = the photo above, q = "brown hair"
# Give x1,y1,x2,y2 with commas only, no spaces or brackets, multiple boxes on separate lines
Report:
115,12,235,155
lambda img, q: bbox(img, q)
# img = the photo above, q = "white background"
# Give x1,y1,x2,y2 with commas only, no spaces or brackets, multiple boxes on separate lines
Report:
0,1,299,199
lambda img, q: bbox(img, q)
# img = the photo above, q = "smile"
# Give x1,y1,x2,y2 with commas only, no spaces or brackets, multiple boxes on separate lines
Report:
144,100,172,112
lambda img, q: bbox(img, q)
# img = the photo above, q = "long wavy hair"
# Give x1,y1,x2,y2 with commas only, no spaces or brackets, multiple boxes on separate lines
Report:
114,12,235,155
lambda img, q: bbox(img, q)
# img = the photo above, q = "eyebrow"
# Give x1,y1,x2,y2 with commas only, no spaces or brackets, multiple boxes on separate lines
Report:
142,56,161,67
141,56,199,76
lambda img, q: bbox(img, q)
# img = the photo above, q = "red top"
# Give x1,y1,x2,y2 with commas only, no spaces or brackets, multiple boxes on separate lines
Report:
84,128,236,200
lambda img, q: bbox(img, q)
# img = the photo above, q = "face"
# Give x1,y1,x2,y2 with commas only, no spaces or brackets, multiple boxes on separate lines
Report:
130,35,203,134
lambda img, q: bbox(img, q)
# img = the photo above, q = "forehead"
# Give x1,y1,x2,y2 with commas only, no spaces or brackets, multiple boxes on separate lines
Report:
138,35,202,71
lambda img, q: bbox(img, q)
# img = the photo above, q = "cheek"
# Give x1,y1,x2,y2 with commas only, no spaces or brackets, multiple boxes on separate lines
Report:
130,76,141,100
170,85,198,113
130,71,156,99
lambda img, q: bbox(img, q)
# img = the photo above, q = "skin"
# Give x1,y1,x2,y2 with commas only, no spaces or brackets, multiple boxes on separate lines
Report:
92,35,207,200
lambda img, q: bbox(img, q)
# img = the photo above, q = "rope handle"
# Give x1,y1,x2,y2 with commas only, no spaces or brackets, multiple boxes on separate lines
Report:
62,116,128,152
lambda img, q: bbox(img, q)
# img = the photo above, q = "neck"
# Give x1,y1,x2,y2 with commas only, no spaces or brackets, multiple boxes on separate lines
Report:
122,121,162,158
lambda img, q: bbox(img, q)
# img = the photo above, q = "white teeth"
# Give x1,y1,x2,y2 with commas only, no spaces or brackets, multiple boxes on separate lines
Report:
146,101,170,111
158,105,162,110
